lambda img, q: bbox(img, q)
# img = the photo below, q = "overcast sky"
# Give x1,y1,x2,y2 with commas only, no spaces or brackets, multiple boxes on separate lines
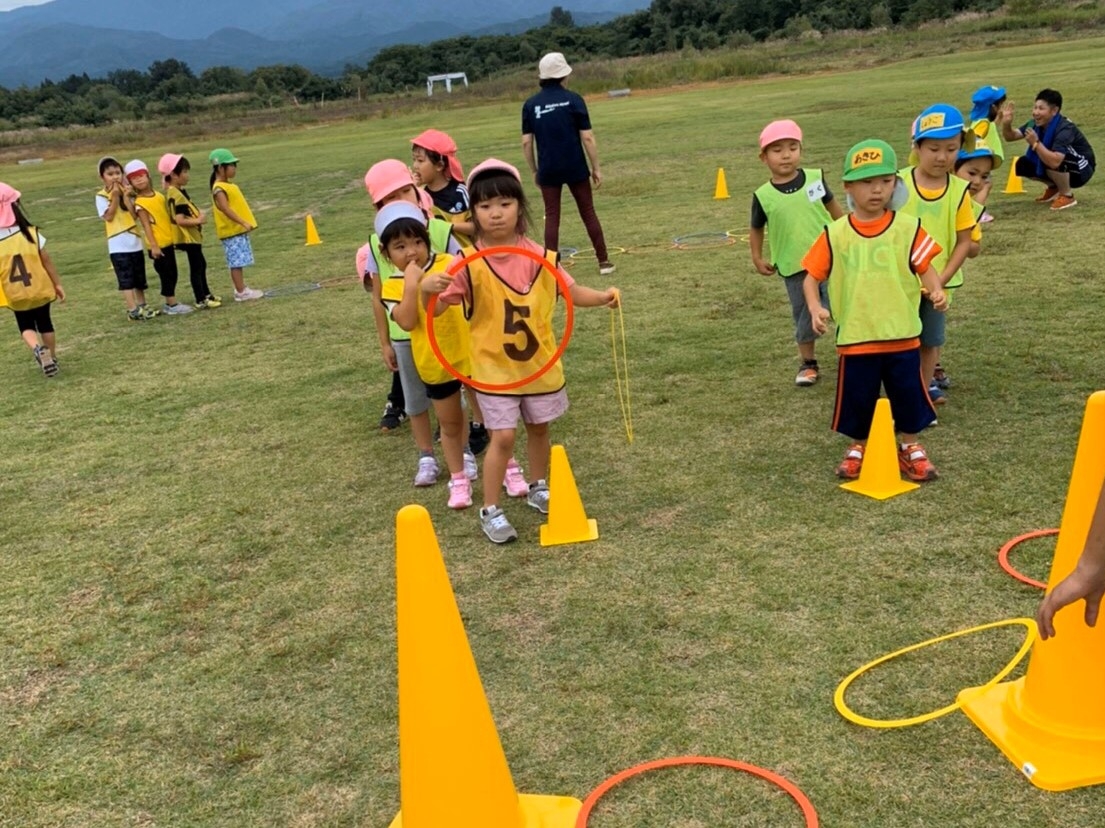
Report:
0,0,51,10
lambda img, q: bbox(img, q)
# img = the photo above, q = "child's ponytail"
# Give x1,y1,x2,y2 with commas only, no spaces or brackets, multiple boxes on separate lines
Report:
13,200,34,243
210,165,219,190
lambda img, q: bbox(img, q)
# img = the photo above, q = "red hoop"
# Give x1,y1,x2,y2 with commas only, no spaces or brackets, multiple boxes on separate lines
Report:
576,755,818,827
425,245,574,392
997,529,1057,590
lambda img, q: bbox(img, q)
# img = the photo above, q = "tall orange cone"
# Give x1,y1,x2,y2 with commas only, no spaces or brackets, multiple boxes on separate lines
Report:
839,397,918,500
959,391,1105,791
714,168,730,200
1003,157,1026,194
305,214,322,245
539,445,599,547
389,505,582,827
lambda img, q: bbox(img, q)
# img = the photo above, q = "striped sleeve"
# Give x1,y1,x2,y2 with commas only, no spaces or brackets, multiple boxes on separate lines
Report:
910,228,941,274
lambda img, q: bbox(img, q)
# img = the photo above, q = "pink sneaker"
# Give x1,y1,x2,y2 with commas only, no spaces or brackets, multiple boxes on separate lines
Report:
447,476,472,509
503,459,528,497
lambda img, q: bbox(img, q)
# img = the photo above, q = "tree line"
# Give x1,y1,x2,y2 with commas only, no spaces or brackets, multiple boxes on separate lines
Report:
1,0,1004,130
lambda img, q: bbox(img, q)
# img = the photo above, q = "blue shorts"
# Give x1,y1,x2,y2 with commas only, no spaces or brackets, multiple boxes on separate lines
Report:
221,234,254,269
832,348,936,440
919,296,945,348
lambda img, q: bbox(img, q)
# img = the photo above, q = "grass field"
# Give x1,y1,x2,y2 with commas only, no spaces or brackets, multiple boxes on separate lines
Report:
2,34,1104,827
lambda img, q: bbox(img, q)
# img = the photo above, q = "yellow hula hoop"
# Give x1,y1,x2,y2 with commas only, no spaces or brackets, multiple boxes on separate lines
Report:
833,618,1036,729
610,299,634,444
570,246,627,260
726,228,751,243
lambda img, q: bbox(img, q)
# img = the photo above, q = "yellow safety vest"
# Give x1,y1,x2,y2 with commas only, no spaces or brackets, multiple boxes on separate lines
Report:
212,182,256,239
133,192,175,248
96,188,142,240
464,246,564,396
165,185,203,245
0,228,55,311
413,253,471,384
899,167,971,290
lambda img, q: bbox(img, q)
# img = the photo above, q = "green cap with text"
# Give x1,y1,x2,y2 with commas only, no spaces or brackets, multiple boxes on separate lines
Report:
842,139,898,182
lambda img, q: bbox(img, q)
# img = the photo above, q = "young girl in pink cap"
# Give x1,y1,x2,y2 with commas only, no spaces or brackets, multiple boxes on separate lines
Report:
411,129,475,244
424,158,619,544
0,183,66,377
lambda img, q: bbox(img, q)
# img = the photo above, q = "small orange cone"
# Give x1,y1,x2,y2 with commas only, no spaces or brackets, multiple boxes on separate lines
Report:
714,168,730,200
960,391,1105,791
1003,158,1026,195
839,398,919,500
539,445,599,546
389,505,582,827
305,214,322,245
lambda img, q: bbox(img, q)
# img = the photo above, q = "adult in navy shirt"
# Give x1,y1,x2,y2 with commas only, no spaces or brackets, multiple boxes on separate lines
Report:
522,52,614,275
1000,88,1095,211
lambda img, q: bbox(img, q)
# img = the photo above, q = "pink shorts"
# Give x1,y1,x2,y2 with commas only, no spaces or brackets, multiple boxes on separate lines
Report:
474,389,569,430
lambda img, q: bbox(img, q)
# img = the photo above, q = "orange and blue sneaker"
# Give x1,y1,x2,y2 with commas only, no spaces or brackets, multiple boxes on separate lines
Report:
795,360,819,387
835,444,864,479
899,443,938,481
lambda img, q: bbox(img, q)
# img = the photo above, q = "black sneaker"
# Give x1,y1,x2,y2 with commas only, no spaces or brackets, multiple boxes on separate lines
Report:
468,422,489,455
379,402,407,432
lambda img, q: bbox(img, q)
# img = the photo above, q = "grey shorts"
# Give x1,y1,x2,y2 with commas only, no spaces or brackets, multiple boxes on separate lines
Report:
392,339,430,417
919,296,946,348
784,272,829,345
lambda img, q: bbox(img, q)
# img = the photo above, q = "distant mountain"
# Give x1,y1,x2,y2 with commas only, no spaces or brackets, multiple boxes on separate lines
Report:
0,0,648,87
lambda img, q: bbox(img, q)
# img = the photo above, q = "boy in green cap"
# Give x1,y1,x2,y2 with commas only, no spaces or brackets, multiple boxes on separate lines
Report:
801,139,947,482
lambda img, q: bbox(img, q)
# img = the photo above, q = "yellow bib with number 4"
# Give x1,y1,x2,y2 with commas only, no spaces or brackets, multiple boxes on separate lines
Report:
0,228,54,311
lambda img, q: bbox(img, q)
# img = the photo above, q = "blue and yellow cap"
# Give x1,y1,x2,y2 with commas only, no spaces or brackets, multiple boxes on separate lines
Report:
956,145,1002,171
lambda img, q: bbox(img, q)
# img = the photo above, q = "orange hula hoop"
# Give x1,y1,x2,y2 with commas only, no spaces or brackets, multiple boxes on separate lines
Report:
425,245,574,393
997,529,1056,590
575,755,818,827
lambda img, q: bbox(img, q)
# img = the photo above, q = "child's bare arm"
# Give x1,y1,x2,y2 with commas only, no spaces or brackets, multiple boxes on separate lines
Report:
568,283,619,308
803,275,830,335
100,186,121,221
918,265,946,310
39,249,65,301
213,190,253,230
938,229,973,287
749,227,775,275
1038,481,1105,639
136,210,161,257
391,264,422,332
826,197,845,221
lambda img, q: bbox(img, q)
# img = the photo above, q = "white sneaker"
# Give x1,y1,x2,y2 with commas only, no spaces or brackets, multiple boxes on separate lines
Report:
163,302,194,314
234,287,264,302
413,456,440,487
503,459,528,497
463,451,478,481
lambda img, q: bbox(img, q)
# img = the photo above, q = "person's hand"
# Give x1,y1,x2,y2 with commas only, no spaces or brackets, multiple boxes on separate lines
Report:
591,169,603,189
975,176,993,202
929,288,948,311
1024,127,1039,149
195,208,206,224
999,102,1014,126
239,220,253,231
151,245,163,259
603,287,620,308
54,284,66,302
811,306,830,335
1037,559,1105,640
420,272,451,295
381,343,398,372
753,258,776,276
403,261,423,283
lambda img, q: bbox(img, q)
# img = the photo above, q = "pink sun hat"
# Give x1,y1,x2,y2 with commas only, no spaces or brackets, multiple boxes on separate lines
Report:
411,129,465,183
466,158,521,190
158,153,184,177
123,159,149,180
364,159,432,211
759,120,803,150
0,182,21,227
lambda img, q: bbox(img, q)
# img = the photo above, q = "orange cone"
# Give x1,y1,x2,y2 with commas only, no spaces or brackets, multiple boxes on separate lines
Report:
305,214,322,245
960,391,1105,791
1003,158,1026,195
540,445,599,546
714,168,730,200
389,505,582,826
840,398,919,500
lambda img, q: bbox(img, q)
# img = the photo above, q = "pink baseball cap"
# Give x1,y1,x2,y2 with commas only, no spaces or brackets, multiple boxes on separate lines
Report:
411,129,465,183
466,158,521,190
759,119,803,150
158,153,184,176
123,159,149,180
365,159,417,204
355,242,372,283
0,182,21,227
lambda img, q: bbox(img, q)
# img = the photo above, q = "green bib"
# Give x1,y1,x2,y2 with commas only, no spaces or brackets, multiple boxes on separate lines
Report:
899,168,971,290
754,169,832,277
826,213,923,347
